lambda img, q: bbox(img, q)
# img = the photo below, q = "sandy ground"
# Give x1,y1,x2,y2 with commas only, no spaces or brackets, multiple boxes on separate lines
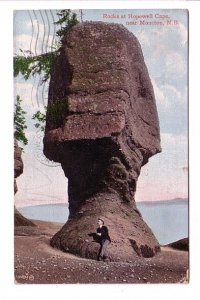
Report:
14,220,189,284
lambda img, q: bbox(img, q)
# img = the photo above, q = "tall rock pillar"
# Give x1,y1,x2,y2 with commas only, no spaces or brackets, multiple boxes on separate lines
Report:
44,22,161,261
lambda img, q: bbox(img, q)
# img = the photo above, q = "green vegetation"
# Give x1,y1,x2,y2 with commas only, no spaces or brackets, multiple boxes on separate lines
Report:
47,101,67,127
32,109,46,132
14,95,28,146
14,10,80,144
14,10,79,83
14,50,59,84
32,100,67,131
54,10,79,38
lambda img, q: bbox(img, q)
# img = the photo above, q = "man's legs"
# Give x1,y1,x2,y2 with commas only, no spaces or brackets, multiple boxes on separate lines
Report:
98,239,110,260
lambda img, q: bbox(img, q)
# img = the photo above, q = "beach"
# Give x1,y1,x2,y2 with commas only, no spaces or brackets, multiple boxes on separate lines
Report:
14,220,189,284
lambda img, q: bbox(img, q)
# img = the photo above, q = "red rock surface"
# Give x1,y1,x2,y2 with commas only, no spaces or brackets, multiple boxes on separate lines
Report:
14,139,24,191
14,140,35,226
43,22,161,261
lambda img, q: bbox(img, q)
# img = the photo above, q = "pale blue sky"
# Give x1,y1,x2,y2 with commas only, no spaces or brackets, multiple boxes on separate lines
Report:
14,9,188,207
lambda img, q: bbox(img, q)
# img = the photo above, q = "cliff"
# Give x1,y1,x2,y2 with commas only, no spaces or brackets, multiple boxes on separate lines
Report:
14,140,35,227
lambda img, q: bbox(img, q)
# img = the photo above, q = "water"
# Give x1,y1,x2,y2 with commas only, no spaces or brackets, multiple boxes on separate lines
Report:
137,201,188,245
18,200,188,245
19,204,69,224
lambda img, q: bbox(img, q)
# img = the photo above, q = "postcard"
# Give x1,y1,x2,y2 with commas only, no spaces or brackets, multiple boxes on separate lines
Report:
13,8,189,285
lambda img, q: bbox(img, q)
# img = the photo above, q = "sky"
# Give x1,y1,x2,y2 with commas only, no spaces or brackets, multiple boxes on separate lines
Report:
13,9,188,207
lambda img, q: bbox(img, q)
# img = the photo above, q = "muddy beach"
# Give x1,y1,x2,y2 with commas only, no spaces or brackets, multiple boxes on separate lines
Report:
14,220,189,284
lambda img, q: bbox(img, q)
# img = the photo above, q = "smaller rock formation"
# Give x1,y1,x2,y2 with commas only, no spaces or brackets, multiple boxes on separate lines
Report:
14,140,35,227
14,140,23,193
166,238,189,251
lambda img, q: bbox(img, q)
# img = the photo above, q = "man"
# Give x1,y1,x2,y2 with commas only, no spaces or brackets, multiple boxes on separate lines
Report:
96,218,111,261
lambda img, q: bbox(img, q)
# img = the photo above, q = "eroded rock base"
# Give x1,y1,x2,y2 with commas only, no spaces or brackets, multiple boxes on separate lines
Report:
50,193,160,261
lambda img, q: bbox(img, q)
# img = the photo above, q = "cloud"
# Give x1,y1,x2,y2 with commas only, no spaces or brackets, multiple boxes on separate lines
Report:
162,84,181,100
14,81,36,104
136,19,188,136
134,20,188,85
14,9,57,55
14,34,34,54
152,79,168,108
135,131,188,201
161,133,188,151
26,18,45,33
135,29,151,48
152,79,186,110
14,80,47,115
160,84,182,107
178,23,188,46
26,17,56,53
25,130,38,140
14,81,36,105
135,21,188,54
15,151,67,208
165,52,187,77
14,32,55,56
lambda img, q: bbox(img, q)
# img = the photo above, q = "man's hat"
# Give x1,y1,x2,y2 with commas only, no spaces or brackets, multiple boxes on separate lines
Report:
98,217,104,224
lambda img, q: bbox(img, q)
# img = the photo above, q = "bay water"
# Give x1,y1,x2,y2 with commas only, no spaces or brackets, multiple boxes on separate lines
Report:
18,200,188,245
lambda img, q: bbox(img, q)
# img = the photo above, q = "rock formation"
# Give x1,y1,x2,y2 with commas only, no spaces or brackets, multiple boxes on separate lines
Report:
14,140,24,193
167,238,189,251
43,22,161,261
14,139,35,226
